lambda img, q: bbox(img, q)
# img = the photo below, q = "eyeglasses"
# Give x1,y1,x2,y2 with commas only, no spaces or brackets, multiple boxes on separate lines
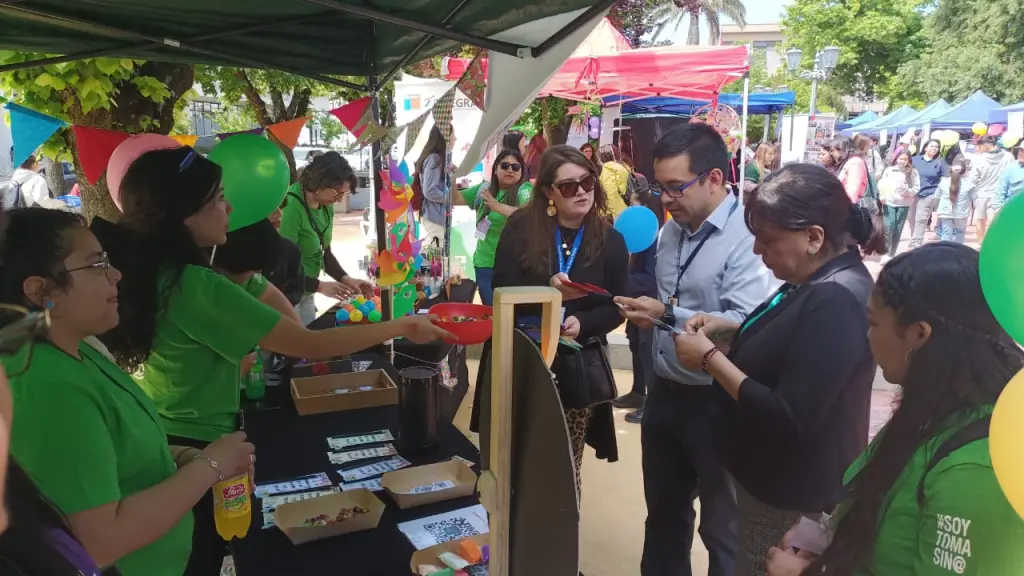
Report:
499,162,522,172
552,174,596,198
650,172,709,198
0,304,50,377
66,252,112,274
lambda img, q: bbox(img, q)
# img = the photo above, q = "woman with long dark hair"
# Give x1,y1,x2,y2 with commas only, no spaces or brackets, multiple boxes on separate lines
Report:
90,147,450,574
452,149,532,305
524,134,548,181
279,152,372,325
672,164,884,575
415,126,451,245
767,243,1024,575
909,138,949,249
579,142,596,166
933,157,976,244
826,137,869,203
502,131,527,158
471,145,628,495
878,151,920,260
1,208,256,576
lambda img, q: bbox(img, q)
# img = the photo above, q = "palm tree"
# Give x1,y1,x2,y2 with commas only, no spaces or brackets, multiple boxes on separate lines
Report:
651,0,747,45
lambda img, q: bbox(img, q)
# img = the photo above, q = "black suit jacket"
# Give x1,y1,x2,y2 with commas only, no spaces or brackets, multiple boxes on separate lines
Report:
719,249,876,512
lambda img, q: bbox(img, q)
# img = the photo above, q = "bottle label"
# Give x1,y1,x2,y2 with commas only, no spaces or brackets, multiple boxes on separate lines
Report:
221,482,248,512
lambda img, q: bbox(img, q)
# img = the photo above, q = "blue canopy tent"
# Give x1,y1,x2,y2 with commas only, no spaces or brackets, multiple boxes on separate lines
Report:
840,105,918,136
606,91,796,116
928,90,1003,130
989,101,1024,124
870,99,952,136
835,110,878,131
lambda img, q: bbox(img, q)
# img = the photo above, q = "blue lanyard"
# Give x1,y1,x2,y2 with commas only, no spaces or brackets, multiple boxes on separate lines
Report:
556,226,585,275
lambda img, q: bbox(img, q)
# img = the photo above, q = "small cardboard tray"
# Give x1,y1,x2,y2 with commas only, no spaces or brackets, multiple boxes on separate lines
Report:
382,460,478,509
409,534,489,573
274,488,385,545
291,369,398,415
290,359,352,379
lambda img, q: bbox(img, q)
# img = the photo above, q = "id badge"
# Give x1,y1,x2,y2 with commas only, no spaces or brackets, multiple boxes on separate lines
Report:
474,217,491,240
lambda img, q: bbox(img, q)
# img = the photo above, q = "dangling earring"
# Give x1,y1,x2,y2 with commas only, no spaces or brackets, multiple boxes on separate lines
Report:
546,199,557,217
44,301,54,309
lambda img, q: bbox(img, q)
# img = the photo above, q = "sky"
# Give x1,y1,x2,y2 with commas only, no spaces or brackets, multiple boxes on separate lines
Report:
668,0,793,44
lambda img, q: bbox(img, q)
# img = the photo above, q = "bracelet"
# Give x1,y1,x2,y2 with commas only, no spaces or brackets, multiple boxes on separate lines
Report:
191,454,224,483
701,347,720,373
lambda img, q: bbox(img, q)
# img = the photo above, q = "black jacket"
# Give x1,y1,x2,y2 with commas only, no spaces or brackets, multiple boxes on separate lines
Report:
719,249,876,512
266,236,304,307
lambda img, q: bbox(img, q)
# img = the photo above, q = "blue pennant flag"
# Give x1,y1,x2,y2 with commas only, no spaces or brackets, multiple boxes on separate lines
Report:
5,103,66,167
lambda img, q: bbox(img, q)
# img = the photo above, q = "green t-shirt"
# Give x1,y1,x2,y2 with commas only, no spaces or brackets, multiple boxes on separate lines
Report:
842,408,1024,575
279,183,334,283
7,341,193,576
744,162,762,183
134,265,281,441
460,181,533,269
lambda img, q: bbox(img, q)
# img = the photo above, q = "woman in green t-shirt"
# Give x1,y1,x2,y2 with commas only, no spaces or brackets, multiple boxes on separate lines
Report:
767,243,1024,576
744,142,779,184
0,208,255,576
90,147,452,574
279,152,373,325
454,149,532,305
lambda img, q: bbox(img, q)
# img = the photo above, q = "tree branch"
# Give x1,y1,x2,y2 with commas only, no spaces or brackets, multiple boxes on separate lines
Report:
287,87,312,120
269,88,287,123
235,70,272,126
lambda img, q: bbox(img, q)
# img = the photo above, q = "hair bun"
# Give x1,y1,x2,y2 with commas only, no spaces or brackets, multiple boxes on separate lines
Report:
849,203,874,245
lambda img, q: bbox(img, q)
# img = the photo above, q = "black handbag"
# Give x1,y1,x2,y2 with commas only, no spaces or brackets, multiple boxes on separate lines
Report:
551,337,617,410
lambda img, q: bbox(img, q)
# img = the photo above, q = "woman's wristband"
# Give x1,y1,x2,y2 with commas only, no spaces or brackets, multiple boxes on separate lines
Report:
701,348,721,373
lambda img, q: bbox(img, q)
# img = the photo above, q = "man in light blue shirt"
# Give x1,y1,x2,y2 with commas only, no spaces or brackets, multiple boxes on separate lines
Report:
617,123,777,576
995,145,1024,212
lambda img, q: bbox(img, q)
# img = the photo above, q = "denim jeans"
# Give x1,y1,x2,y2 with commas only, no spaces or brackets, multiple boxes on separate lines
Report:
936,217,967,243
475,266,494,306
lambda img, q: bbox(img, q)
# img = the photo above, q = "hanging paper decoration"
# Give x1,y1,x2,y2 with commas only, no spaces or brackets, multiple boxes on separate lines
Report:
393,282,418,318
404,112,429,153
71,126,130,184
5,103,67,167
217,127,264,140
266,116,311,149
170,134,199,147
455,50,488,111
330,97,373,138
432,88,457,148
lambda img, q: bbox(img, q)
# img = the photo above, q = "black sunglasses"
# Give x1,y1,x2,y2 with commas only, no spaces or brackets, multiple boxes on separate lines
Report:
499,162,522,172
0,304,51,377
552,174,596,198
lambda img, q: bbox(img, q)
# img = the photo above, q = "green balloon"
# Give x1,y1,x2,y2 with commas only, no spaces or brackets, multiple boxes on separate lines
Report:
208,134,290,231
980,193,1024,343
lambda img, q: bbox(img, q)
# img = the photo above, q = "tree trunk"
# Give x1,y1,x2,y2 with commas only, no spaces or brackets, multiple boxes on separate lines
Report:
687,10,700,45
544,119,572,146
42,157,66,197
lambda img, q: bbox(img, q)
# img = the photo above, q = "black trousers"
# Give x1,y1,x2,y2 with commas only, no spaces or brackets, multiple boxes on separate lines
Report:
167,435,226,576
641,378,738,576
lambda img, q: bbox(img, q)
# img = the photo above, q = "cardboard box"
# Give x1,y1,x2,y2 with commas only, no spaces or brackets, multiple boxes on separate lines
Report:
382,460,478,509
409,534,489,573
274,488,385,545
291,369,398,415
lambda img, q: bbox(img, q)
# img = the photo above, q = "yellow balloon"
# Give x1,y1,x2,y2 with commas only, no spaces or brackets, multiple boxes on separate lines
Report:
349,309,364,323
973,122,988,136
991,368,1024,520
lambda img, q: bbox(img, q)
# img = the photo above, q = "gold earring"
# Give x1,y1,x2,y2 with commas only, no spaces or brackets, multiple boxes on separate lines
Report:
808,248,818,256
546,199,557,217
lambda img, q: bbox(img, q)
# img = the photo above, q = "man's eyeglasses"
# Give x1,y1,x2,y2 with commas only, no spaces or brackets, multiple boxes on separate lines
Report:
650,172,709,198
552,174,596,198
499,162,522,172
66,252,112,274
0,304,51,377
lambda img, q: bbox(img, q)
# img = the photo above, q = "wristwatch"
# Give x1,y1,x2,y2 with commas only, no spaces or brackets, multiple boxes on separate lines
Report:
660,303,675,328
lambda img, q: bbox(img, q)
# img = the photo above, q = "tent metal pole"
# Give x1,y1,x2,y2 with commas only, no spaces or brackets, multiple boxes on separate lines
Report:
738,71,750,202
374,0,475,91
763,112,770,142
0,3,368,90
294,0,526,57
531,0,617,57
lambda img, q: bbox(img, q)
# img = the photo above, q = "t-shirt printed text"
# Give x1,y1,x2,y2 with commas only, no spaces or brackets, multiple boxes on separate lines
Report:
933,514,972,574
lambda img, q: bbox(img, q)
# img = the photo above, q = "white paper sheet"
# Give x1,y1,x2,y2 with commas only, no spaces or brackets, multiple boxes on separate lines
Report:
398,504,490,550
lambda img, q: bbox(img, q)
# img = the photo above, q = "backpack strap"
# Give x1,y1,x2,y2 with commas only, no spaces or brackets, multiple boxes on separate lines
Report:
917,415,991,507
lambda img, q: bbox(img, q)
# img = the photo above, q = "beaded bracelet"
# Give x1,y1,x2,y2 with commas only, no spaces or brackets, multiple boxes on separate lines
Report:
701,347,720,373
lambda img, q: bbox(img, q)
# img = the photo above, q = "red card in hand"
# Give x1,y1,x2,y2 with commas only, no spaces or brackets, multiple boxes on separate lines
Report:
561,280,611,297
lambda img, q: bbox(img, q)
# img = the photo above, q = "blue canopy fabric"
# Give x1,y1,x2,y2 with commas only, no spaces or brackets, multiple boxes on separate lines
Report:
873,99,952,135
989,101,1024,124
840,105,918,136
928,91,1003,129
608,92,797,117
835,110,878,131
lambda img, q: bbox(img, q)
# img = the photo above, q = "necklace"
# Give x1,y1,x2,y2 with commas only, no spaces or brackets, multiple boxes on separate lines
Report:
559,228,580,258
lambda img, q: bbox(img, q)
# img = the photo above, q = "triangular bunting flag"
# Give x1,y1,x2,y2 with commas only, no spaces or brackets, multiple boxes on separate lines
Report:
431,88,457,149
5,103,66,167
455,50,487,111
404,112,429,153
375,125,407,159
266,117,311,149
170,134,199,147
330,97,372,138
71,126,131,184
217,127,264,140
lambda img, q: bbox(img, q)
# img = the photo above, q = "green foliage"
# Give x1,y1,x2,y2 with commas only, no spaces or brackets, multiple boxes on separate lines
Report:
782,0,929,99
723,50,847,123
608,0,664,47
895,0,1024,104
211,105,258,134
516,97,599,144
310,110,347,147
650,0,747,45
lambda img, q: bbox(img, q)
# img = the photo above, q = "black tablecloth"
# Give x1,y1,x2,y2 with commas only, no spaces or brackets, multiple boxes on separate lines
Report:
233,353,481,576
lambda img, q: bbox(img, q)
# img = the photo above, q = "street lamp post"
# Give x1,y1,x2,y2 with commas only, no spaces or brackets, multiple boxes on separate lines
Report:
785,46,840,118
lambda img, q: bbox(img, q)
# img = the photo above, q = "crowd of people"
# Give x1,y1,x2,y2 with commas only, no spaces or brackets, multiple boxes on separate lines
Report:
0,116,1023,576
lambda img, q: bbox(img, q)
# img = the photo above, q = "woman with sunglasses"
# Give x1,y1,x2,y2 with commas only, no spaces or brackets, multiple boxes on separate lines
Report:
451,149,533,305
279,151,373,325
0,208,256,576
90,147,452,574
475,145,628,495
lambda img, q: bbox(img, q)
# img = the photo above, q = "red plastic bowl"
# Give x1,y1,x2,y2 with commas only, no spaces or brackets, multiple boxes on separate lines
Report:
428,302,494,345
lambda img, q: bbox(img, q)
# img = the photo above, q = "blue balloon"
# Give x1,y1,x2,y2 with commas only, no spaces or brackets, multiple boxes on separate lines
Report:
614,206,659,253
364,301,376,311
335,309,350,324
